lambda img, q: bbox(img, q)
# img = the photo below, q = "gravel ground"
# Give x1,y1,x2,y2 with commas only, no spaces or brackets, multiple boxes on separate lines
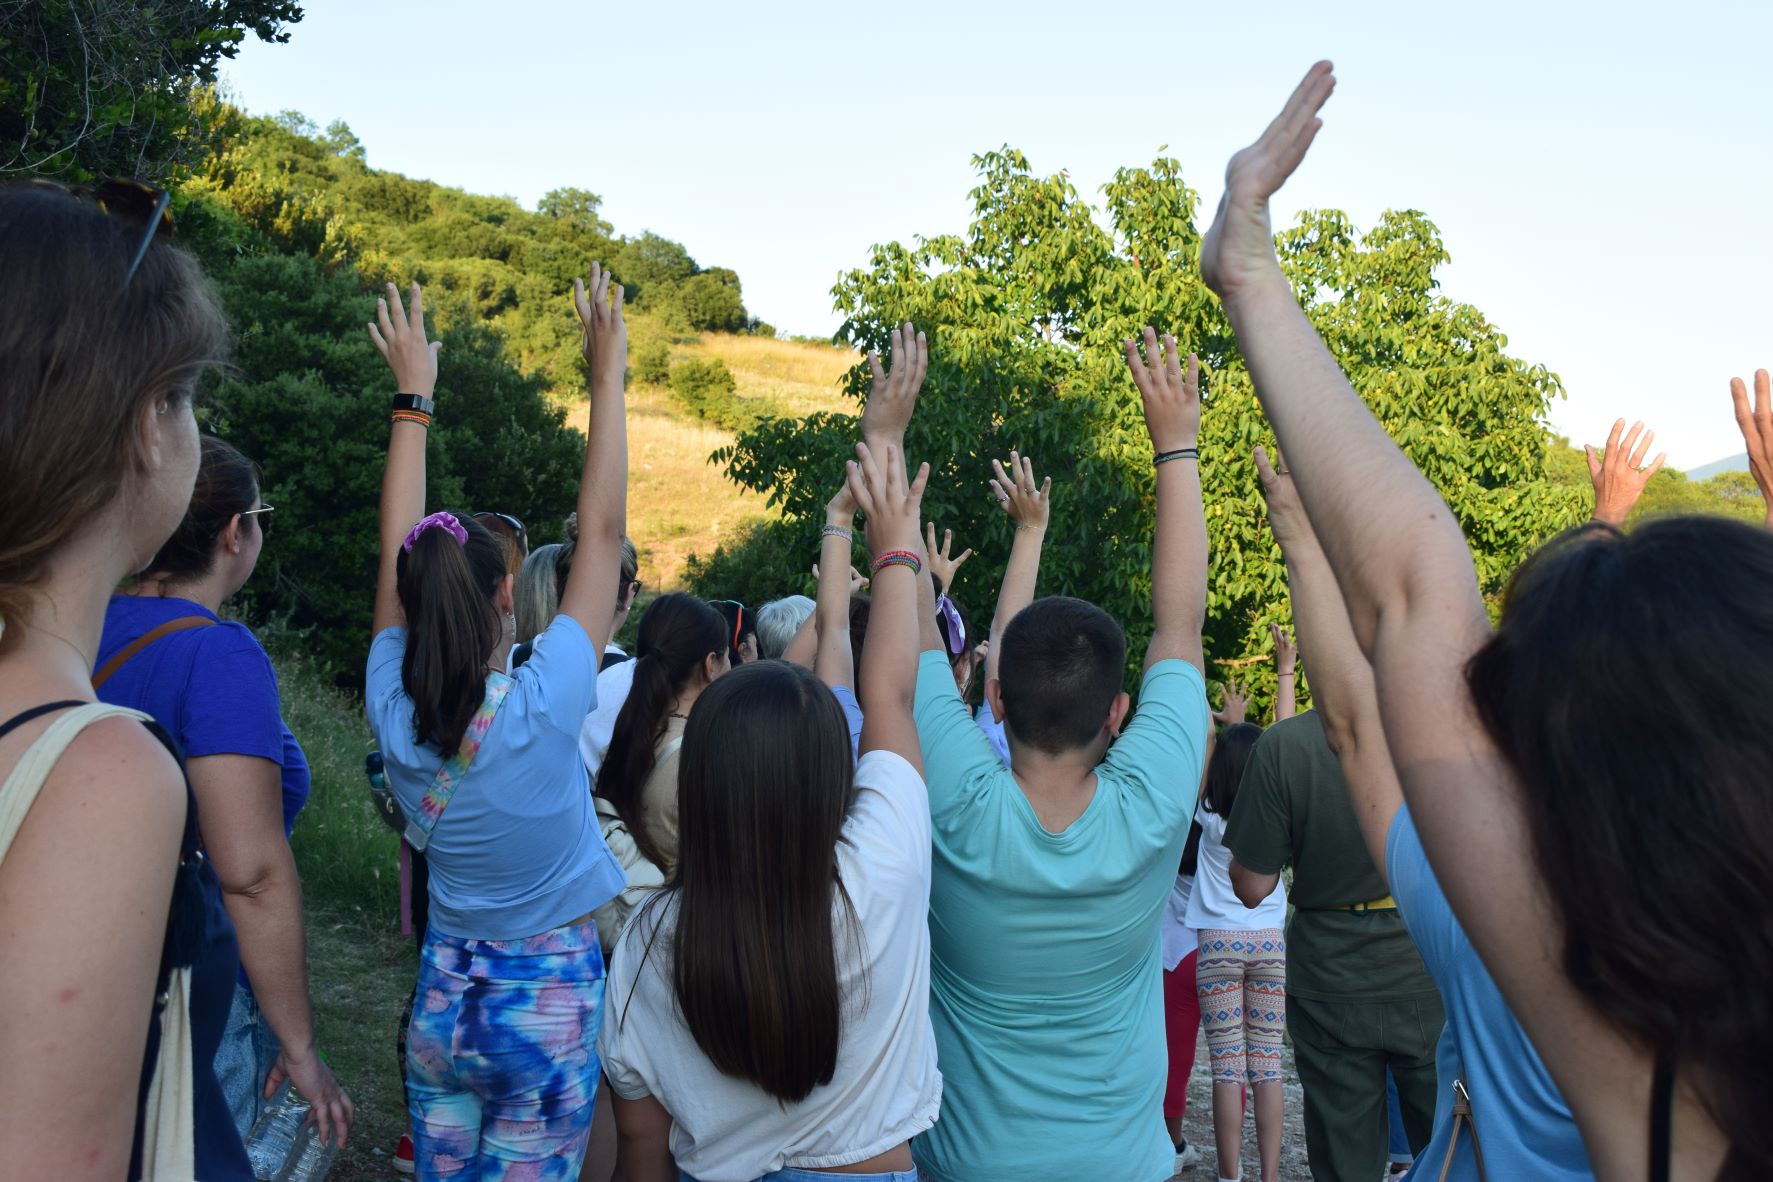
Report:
1170,1035,1313,1182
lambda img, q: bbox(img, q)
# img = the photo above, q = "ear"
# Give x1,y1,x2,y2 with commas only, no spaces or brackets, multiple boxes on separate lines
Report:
621,582,638,612
218,513,244,556
986,677,1006,724
702,650,724,684
133,393,172,473
1104,691,1132,739
497,572,516,616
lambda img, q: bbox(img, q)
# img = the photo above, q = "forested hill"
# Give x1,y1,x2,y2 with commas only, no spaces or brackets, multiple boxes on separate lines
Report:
187,98,764,399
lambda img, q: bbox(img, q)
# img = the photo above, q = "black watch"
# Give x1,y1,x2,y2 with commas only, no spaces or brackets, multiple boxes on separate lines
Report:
392,393,435,416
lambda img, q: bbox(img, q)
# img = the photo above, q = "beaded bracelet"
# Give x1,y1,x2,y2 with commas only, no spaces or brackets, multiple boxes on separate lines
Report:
1154,447,1199,467
822,524,854,542
870,549,922,576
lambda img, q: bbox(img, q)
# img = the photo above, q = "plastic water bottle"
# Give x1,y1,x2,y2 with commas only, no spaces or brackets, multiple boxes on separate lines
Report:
244,1081,305,1179
244,1081,338,1180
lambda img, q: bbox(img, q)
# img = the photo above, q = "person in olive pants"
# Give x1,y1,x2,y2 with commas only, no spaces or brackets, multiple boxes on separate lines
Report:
1225,712,1445,1181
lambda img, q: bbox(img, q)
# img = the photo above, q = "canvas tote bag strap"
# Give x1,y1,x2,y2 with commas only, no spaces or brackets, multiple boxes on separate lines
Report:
0,703,195,1176
403,671,515,852
1436,1078,1487,1182
91,615,216,690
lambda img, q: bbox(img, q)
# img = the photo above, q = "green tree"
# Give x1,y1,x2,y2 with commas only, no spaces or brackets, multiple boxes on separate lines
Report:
0,0,302,182
678,268,747,332
633,341,671,386
719,147,1587,700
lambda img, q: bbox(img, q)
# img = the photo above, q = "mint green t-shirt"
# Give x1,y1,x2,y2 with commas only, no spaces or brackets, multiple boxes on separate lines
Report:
910,650,1209,1182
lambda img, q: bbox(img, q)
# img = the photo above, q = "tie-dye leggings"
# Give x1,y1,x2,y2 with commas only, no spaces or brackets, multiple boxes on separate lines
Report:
406,918,606,1181
1195,928,1287,1084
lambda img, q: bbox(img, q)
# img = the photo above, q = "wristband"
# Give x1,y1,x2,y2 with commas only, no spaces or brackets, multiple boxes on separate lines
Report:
822,524,854,542
391,410,432,428
1154,447,1199,467
1014,523,1044,533
870,549,922,577
1277,670,1297,678
393,393,436,416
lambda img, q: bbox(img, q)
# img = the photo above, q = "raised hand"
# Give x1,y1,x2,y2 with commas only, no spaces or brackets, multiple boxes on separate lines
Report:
573,262,627,394
1254,444,1313,546
1585,419,1666,526
1730,369,1773,527
1270,622,1297,677
924,524,974,593
847,441,929,559
368,281,440,396
1123,328,1200,453
812,563,870,594
1200,61,1336,299
858,322,928,448
990,450,1052,533
1213,678,1251,726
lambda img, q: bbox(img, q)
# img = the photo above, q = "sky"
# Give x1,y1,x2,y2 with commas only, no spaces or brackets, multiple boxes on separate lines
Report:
222,0,1773,470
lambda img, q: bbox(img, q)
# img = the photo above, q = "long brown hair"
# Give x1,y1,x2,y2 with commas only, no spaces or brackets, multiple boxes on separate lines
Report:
394,513,507,755
595,592,727,869
663,660,859,1102
0,184,227,649
1468,518,1773,1179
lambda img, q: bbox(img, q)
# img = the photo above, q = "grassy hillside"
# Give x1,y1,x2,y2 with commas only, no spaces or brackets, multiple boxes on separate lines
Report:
566,330,856,588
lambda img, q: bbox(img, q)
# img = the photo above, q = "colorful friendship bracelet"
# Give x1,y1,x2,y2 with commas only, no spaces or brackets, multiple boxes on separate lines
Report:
391,410,432,428
870,549,922,576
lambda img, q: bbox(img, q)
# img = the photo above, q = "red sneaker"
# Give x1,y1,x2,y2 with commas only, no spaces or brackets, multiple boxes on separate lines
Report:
393,1133,415,1175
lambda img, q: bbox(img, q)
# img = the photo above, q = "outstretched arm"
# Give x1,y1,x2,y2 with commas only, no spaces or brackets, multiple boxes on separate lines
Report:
983,451,1051,698
1730,368,1773,529
1256,447,1398,879
848,441,930,774
858,322,926,453
1586,419,1665,526
813,483,860,690
369,282,441,636
1122,331,1206,674
1270,623,1297,721
557,265,630,654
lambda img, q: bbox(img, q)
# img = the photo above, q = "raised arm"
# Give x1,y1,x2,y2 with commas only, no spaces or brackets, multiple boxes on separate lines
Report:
983,450,1051,696
1270,623,1297,720
557,264,629,653
924,524,973,600
1585,418,1665,526
813,482,860,689
1122,331,1206,673
858,322,926,453
369,282,440,636
1256,447,1397,879
1730,368,1773,529
848,441,929,773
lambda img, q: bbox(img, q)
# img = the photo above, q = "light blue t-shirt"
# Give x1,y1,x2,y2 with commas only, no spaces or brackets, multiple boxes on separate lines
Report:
366,614,626,941
911,651,1209,1182
1388,808,1593,1182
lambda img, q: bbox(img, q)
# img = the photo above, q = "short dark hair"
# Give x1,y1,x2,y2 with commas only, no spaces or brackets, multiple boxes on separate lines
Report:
142,435,259,580
997,596,1127,754
1201,722,1262,817
1468,516,1773,1177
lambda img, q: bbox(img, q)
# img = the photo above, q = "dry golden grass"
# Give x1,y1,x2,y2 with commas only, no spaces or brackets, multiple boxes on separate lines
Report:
564,332,854,588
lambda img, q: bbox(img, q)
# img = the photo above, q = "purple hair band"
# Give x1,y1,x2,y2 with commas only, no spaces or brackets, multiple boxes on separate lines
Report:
403,511,469,552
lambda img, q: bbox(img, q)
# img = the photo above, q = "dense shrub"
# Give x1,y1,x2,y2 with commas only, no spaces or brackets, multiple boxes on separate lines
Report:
633,341,672,386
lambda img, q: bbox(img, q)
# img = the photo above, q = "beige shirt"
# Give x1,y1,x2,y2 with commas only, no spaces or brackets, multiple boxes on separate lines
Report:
639,714,687,875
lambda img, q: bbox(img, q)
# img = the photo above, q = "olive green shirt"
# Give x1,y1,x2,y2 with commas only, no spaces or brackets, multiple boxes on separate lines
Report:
1223,711,1438,1002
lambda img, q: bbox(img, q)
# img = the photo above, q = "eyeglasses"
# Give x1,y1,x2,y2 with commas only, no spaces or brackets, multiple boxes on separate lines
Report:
240,504,274,536
29,178,174,286
935,594,966,656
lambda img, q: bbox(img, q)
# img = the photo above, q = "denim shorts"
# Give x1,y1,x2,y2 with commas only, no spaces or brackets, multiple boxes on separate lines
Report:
214,985,282,1140
684,1170,920,1182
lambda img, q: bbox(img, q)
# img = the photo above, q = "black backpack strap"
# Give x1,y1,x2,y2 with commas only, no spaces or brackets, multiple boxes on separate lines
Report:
0,700,86,743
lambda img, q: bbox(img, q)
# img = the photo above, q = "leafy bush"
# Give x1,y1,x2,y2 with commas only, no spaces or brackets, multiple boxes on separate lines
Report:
667,357,780,433
683,518,822,608
678,269,747,333
633,341,672,386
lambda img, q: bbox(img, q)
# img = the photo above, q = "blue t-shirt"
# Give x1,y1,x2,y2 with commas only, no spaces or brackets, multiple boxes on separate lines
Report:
830,683,864,761
97,595,311,836
1387,808,1593,1181
911,651,1209,1182
366,614,626,941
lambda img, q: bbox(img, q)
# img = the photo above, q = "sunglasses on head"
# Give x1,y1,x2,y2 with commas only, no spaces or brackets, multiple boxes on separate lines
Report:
935,594,966,656
240,504,274,537
29,178,173,286
474,511,527,541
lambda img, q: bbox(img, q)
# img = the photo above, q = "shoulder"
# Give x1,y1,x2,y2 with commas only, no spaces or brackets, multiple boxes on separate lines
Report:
41,714,186,842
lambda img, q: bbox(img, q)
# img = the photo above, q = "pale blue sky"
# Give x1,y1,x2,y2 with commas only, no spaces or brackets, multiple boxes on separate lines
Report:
224,0,1772,469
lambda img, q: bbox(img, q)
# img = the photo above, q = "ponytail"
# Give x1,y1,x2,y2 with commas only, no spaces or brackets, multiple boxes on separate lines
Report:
395,513,508,755
595,592,728,868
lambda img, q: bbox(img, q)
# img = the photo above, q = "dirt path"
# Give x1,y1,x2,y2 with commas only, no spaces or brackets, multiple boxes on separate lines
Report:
1172,1036,1312,1181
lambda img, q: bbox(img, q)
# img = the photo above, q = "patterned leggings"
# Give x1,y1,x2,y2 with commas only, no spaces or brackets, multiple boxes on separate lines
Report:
406,918,606,1181
1195,929,1287,1084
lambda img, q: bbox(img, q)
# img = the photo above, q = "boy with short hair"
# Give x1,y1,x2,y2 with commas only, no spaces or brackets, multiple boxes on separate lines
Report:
905,329,1212,1182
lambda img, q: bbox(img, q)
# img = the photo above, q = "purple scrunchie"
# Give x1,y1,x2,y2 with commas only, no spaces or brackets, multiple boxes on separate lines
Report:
403,511,469,552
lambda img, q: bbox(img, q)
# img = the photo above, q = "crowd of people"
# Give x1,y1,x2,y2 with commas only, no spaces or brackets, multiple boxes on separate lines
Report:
0,61,1768,1182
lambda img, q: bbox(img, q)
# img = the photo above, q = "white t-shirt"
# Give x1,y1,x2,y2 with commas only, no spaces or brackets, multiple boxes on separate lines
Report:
1185,803,1286,932
579,654,638,777
1161,872,1197,971
598,749,942,1182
